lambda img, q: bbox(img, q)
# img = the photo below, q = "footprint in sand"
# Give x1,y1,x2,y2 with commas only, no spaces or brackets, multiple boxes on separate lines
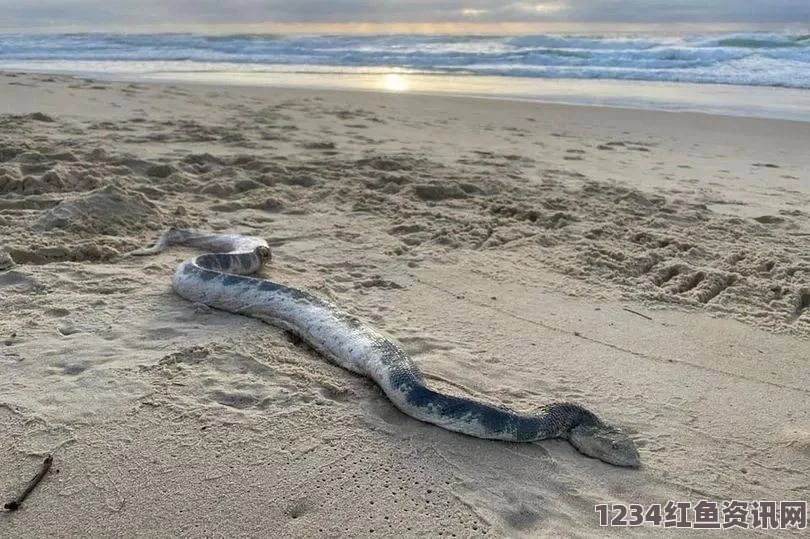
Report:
752,162,780,168
300,141,336,151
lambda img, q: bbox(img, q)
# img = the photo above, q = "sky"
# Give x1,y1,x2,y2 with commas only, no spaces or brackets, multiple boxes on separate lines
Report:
1,0,809,33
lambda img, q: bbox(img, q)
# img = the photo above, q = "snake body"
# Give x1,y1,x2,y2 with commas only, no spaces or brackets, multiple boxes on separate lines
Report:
133,228,640,467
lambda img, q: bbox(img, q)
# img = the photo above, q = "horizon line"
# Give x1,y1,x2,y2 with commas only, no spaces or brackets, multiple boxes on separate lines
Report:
2,21,808,36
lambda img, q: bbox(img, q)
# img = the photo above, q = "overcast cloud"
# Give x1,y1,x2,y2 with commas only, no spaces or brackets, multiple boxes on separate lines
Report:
1,0,808,30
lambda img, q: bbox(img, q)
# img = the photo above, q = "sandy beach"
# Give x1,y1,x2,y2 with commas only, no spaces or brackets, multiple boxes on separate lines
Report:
1,72,808,536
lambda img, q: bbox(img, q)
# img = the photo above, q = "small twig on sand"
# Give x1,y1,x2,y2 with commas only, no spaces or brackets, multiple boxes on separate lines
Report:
622,307,653,321
3,455,53,512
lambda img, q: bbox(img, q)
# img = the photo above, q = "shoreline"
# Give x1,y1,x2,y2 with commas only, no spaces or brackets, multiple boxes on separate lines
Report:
3,65,810,122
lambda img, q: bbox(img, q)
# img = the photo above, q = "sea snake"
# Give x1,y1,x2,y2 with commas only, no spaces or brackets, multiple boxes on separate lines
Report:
131,228,640,467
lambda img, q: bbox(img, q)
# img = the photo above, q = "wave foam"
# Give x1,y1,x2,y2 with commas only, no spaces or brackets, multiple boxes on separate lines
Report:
1,32,809,88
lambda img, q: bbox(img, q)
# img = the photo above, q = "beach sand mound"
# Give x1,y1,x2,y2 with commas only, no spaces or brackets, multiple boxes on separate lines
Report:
33,184,164,234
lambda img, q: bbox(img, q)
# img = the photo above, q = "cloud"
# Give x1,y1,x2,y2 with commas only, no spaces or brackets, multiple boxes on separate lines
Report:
560,0,810,24
0,0,808,29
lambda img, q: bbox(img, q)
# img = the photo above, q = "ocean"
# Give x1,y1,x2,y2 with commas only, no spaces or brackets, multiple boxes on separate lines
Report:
2,32,810,119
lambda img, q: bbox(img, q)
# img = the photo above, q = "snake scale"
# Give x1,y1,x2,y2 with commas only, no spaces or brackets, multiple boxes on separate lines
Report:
132,228,640,467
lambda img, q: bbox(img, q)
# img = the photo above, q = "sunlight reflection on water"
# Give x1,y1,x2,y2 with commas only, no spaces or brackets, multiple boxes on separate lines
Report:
383,74,408,92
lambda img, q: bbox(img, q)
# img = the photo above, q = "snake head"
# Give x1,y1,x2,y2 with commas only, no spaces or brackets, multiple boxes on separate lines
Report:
255,246,272,261
569,423,640,468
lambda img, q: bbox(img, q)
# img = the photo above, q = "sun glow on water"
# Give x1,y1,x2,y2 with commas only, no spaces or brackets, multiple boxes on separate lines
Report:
383,73,408,92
